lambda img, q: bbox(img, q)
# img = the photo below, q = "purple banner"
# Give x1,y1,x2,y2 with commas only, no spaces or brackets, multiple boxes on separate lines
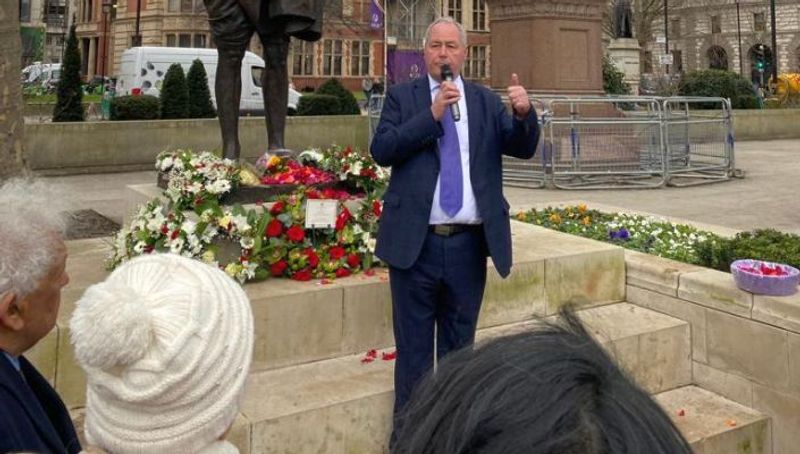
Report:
370,0,383,30
387,49,426,85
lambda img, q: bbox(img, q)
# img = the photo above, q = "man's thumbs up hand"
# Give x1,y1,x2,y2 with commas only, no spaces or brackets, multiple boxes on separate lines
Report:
507,73,531,119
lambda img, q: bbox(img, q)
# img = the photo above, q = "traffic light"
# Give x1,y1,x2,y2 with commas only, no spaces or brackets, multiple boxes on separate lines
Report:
756,60,765,71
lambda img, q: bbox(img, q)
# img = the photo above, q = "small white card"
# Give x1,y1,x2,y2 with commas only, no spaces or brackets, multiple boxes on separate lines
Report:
305,199,338,229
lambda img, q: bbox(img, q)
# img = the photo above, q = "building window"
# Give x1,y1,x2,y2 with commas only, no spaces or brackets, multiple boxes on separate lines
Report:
168,0,178,12
710,15,721,34
166,34,176,47
707,45,728,70
672,50,683,73
472,0,486,31
20,0,31,22
291,39,315,76
350,40,370,76
194,34,207,48
447,0,462,23
643,51,653,73
179,33,191,48
670,19,680,39
753,12,766,32
323,39,343,76
465,45,487,79
195,0,205,12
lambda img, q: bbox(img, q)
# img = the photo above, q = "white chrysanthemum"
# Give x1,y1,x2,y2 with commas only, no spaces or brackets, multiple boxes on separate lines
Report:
240,237,255,249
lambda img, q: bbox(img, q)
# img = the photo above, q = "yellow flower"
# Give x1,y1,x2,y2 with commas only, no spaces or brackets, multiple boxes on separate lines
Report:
582,216,591,226
577,204,587,214
516,212,527,221
218,215,232,230
201,250,216,264
224,263,242,278
267,155,282,169
549,213,562,224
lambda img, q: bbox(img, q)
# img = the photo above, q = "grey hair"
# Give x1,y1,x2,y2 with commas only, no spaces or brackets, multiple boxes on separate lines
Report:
0,178,69,297
423,16,467,47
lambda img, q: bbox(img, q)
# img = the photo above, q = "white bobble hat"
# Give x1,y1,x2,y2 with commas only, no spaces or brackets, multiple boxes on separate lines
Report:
70,253,254,453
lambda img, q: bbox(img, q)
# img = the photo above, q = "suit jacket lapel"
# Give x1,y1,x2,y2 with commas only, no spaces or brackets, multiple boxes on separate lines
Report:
0,356,67,452
412,77,432,115
464,81,481,172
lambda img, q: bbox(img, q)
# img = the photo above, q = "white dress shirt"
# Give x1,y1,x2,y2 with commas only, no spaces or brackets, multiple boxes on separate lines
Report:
428,74,481,225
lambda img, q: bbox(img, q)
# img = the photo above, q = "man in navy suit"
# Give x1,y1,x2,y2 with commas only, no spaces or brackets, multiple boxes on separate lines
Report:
0,179,81,453
370,17,539,423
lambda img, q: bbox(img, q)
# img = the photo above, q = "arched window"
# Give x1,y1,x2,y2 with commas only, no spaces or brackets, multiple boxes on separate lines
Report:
707,46,728,70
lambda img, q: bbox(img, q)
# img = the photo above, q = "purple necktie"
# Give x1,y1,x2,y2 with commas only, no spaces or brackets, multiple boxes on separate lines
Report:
439,104,463,217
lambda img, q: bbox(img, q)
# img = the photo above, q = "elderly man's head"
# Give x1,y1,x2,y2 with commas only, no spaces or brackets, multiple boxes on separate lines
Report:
0,179,70,355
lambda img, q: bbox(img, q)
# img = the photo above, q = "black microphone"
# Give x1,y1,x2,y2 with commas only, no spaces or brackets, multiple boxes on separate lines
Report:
440,64,460,122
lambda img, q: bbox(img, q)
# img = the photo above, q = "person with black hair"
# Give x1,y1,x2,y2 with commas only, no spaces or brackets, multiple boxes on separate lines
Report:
392,307,693,454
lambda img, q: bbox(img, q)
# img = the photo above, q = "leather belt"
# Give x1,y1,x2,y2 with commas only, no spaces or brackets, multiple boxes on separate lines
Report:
428,224,482,237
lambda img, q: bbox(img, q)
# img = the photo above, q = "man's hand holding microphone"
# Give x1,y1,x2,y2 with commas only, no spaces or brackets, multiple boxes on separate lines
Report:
431,66,533,122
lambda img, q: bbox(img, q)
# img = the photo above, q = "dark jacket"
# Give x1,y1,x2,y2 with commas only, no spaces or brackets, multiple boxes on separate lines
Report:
0,353,81,454
370,77,539,277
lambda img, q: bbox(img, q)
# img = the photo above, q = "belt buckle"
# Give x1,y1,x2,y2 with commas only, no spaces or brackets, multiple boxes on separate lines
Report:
433,224,453,236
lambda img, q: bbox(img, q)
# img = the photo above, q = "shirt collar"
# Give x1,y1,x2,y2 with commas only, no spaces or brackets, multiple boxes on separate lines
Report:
428,73,464,92
3,351,21,372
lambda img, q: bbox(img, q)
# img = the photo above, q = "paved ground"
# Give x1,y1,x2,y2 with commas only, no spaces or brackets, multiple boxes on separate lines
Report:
44,139,800,234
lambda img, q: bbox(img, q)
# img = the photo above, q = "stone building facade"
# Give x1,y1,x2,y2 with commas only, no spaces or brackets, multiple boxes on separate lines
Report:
19,0,75,66
645,0,800,84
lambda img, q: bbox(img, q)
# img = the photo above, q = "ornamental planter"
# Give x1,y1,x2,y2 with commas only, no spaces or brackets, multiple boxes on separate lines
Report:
730,259,800,296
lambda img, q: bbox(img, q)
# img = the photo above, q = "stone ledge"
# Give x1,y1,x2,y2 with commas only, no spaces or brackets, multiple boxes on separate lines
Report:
753,292,800,335
625,249,705,297
678,269,753,318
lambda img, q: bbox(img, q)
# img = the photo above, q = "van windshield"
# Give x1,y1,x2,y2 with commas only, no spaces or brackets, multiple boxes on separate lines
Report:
251,66,263,87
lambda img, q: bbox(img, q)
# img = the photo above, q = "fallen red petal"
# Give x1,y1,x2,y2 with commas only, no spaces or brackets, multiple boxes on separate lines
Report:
381,350,397,361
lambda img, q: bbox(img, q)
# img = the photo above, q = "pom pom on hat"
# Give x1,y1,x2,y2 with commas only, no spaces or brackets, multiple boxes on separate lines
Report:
70,281,153,370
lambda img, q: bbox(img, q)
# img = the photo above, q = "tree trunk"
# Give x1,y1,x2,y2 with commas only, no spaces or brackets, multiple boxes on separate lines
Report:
0,0,30,178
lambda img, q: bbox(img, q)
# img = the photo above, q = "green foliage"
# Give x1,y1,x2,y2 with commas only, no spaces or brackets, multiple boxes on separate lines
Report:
110,95,160,121
160,63,189,119
297,94,341,116
695,229,800,272
316,79,360,114
53,24,84,122
679,70,758,109
186,59,216,118
602,55,631,95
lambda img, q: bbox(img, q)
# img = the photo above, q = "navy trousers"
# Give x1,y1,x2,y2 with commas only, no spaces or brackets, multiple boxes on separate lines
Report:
389,227,487,416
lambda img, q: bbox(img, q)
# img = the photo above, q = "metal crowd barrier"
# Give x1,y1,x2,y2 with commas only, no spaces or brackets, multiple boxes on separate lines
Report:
367,93,736,190
662,97,735,186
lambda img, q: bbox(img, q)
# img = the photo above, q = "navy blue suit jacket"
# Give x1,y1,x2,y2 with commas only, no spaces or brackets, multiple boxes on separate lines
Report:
370,77,539,277
0,354,81,454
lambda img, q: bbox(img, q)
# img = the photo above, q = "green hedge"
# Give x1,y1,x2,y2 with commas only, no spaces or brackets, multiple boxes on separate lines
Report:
297,94,341,116
110,95,160,120
696,229,800,272
316,78,360,114
679,70,758,109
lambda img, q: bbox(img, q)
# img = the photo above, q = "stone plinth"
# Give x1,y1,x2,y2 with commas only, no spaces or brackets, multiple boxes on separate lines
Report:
607,37,641,94
488,0,606,94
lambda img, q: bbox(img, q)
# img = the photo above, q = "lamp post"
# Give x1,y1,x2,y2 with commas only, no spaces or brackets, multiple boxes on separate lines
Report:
735,0,743,76
133,0,142,47
663,0,670,75
769,0,778,87
101,0,111,92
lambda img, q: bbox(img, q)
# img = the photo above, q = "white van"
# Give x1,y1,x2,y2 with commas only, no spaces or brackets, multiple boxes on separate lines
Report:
21,62,61,89
115,47,300,114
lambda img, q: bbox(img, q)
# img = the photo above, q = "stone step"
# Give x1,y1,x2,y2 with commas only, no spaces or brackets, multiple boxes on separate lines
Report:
42,222,626,408
655,386,772,454
236,303,691,452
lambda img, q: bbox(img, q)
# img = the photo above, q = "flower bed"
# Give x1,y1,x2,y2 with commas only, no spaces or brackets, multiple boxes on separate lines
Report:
515,205,800,281
110,147,387,283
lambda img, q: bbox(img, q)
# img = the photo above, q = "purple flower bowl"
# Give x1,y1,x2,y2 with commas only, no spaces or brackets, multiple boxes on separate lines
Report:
730,259,800,296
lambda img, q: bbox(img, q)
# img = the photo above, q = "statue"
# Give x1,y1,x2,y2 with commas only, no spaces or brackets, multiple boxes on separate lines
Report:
612,0,633,39
203,0,324,161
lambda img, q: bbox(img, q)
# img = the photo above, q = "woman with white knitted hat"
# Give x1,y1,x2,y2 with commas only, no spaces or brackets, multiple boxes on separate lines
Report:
70,253,254,454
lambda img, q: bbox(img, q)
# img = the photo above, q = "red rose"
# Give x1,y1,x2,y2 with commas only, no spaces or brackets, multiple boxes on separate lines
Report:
329,246,346,260
372,200,382,217
269,201,285,215
270,260,288,277
160,224,169,234
306,248,320,268
266,219,283,238
347,253,360,268
335,267,351,278
335,208,353,231
292,268,312,281
287,225,305,242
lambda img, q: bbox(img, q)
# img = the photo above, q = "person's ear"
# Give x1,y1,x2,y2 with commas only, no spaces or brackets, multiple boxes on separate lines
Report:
0,292,26,331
